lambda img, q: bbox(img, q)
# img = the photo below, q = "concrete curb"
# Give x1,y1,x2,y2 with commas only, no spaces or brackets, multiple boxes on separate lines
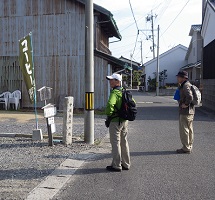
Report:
0,133,17,137
0,133,81,141
25,134,110,200
0,133,61,139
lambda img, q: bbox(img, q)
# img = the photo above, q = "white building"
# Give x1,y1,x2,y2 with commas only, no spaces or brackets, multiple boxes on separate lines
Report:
144,44,188,91
182,25,202,87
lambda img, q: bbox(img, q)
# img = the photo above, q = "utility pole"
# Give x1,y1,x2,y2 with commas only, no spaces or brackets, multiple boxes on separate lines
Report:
146,11,157,59
151,11,155,59
156,25,160,96
84,0,94,144
140,40,143,65
130,53,133,89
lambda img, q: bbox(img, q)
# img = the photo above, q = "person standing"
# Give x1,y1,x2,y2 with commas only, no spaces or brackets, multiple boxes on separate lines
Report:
105,73,131,172
176,71,195,154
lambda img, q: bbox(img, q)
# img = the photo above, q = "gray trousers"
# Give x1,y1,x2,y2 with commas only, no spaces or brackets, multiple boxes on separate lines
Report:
179,114,194,151
109,121,131,169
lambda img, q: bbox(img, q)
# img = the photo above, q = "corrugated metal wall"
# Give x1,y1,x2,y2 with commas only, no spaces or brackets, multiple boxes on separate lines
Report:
0,56,23,93
0,0,110,109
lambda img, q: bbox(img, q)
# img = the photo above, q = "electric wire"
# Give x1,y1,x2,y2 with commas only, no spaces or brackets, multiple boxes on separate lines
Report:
129,0,140,56
132,32,139,56
155,0,172,23
161,0,191,37
111,41,137,50
120,16,145,33
129,0,139,31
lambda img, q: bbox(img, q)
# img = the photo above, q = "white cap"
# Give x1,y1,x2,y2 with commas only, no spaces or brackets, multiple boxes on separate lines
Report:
106,73,122,81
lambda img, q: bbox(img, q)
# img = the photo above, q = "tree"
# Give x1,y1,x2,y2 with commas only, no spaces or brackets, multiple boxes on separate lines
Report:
147,75,156,91
159,69,167,87
133,70,142,85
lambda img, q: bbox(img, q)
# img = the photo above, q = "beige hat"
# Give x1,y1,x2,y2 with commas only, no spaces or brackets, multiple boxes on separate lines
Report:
106,73,122,81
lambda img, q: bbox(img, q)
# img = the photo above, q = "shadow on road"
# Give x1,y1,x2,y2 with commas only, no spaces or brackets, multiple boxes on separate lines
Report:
136,106,178,121
130,150,177,156
73,151,177,175
74,168,110,175
136,106,214,122
0,168,54,180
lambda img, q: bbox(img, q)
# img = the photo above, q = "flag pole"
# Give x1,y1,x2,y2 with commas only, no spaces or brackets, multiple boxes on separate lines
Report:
29,32,38,129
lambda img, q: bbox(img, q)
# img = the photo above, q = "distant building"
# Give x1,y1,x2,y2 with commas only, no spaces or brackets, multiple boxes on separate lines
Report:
181,25,202,88
119,56,142,88
119,56,141,71
143,44,188,91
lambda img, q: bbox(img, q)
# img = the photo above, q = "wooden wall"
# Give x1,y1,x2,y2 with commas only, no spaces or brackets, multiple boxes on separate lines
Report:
0,56,23,93
0,0,111,109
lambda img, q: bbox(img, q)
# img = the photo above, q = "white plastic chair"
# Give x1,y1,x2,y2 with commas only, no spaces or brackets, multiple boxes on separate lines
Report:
0,92,11,110
9,90,21,110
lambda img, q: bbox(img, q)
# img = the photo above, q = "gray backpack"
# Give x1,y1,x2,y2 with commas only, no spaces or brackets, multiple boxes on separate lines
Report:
191,85,201,105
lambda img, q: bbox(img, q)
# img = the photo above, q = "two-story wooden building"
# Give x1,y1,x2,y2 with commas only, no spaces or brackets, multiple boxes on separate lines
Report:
181,25,202,87
0,0,124,109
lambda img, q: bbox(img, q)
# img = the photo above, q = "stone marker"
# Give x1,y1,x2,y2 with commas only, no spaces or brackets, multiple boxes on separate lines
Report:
62,97,74,145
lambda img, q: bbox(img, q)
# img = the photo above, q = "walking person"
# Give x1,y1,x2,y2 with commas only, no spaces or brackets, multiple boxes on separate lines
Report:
105,73,130,172
176,71,195,154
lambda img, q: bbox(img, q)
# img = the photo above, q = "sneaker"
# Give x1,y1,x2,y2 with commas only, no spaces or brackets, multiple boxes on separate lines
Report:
106,166,122,172
122,165,129,170
176,149,191,154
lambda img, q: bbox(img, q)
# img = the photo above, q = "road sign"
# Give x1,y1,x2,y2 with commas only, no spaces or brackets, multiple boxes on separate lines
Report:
48,117,54,125
42,103,56,118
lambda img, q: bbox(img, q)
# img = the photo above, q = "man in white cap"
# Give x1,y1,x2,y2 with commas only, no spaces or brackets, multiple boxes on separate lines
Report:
105,73,130,172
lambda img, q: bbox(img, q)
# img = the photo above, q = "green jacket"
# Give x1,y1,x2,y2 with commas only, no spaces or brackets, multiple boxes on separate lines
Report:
105,87,125,122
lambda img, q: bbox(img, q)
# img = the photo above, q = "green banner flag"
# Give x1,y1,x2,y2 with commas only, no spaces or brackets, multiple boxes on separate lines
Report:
19,33,35,103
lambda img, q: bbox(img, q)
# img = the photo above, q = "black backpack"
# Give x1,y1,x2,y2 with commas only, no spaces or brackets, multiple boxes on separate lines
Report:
115,88,137,121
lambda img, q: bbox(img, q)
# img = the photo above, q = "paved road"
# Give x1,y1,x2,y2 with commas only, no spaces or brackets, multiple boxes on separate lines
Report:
53,92,215,200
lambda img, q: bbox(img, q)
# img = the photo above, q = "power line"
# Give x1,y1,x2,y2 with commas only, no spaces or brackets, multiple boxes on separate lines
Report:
155,0,172,24
129,0,140,56
120,16,145,33
132,31,139,56
161,0,191,37
129,0,139,31
110,41,137,50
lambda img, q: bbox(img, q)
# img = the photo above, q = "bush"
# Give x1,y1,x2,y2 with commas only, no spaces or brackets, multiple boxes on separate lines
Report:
132,81,139,87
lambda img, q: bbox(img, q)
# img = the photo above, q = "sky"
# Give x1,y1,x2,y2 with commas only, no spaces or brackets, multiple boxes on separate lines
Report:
93,0,202,65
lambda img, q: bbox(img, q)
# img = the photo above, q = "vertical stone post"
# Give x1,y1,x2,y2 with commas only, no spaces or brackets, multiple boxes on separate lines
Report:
62,97,74,146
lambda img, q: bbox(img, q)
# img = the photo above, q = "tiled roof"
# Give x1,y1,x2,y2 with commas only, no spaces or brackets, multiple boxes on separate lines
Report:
119,56,141,66
181,60,201,69
189,24,202,36
191,25,201,31
76,0,121,39
209,0,215,9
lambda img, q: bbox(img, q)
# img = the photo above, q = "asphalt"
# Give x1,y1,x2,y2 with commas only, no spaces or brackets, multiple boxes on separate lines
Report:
1,92,215,200
50,91,215,200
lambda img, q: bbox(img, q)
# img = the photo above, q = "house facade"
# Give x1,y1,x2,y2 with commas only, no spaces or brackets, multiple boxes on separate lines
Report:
119,56,142,88
181,25,202,87
144,44,188,91
201,0,215,111
0,0,123,109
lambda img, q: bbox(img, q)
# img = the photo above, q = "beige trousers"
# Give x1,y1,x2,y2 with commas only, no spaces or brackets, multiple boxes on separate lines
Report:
109,121,130,170
179,114,194,151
